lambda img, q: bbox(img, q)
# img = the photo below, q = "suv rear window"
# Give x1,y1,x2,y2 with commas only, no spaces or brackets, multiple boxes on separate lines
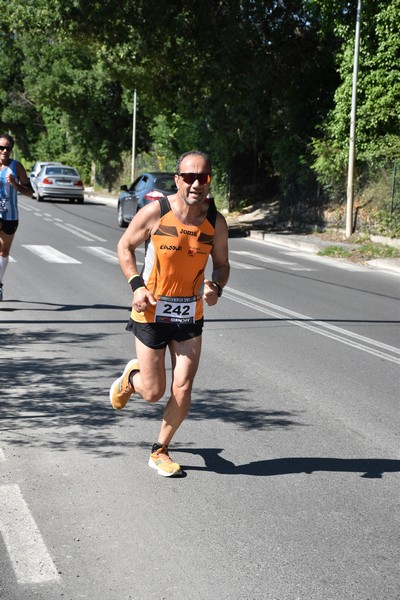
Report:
155,176,177,193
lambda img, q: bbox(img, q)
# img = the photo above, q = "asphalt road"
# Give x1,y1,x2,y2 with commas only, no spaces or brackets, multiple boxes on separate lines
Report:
1,194,399,600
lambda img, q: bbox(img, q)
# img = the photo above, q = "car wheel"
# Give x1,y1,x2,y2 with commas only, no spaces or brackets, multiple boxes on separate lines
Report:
118,203,127,227
37,195,43,202
77,198,84,204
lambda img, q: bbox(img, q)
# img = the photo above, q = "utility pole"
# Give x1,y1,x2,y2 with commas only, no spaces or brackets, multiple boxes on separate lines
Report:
346,0,362,238
131,89,137,182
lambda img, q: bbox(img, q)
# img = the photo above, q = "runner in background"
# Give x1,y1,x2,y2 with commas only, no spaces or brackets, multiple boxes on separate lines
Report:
0,134,33,301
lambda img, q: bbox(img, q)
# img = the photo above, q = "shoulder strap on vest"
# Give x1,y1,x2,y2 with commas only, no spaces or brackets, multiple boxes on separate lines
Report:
206,198,217,228
158,195,217,227
158,195,171,217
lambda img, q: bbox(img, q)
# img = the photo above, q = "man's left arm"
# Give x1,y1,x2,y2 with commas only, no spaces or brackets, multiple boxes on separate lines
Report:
204,213,230,306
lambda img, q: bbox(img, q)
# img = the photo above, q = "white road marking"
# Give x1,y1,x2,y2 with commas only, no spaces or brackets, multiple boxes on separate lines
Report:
0,448,5,462
224,287,400,365
230,250,316,271
231,250,298,266
54,222,102,241
0,484,60,584
80,246,144,267
81,246,119,263
282,250,369,271
63,223,106,241
22,245,81,264
285,266,317,271
229,259,263,270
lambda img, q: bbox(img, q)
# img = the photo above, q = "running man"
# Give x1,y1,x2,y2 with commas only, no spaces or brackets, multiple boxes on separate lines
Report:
0,134,33,301
110,150,230,476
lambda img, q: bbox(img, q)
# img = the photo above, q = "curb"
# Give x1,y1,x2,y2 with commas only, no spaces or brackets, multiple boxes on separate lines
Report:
366,258,400,274
85,192,118,206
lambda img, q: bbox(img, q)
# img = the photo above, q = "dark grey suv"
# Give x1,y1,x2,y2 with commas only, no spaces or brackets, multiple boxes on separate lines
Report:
117,172,177,227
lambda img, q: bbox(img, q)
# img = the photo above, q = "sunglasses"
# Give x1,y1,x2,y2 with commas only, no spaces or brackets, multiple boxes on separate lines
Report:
0,145,13,151
178,172,211,185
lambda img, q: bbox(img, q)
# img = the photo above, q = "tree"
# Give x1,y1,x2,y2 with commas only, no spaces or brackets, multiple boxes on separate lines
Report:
311,0,400,199
6,0,396,214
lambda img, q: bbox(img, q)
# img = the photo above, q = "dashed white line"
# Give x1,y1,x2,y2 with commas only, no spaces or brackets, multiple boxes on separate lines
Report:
230,250,316,271
282,250,369,271
81,246,119,263
54,222,102,241
231,250,298,266
63,222,106,242
229,259,263,270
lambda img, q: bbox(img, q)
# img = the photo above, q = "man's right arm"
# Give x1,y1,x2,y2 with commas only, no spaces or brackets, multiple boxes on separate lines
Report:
117,202,159,280
117,202,161,309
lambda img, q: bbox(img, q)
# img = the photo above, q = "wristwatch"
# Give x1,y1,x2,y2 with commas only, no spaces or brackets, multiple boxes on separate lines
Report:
213,282,223,297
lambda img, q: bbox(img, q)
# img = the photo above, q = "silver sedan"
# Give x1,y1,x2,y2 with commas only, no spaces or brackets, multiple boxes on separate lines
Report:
33,165,84,203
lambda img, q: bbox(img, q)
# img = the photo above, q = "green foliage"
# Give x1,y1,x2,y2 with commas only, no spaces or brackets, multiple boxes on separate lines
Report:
358,242,400,258
312,0,400,201
1,0,399,214
318,246,352,258
372,211,400,238
318,241,400,260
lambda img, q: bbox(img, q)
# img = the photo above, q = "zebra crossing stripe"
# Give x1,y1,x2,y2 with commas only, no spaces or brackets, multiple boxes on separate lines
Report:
22,245,81,263
0,484,60,584
81,246,119,263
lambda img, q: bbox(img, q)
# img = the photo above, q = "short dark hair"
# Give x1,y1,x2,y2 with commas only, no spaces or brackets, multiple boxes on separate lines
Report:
0,134,14,147
176,150,211,174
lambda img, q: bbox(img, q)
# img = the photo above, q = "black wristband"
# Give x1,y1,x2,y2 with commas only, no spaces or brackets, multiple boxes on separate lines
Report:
129,275,145,293
213,282,223,297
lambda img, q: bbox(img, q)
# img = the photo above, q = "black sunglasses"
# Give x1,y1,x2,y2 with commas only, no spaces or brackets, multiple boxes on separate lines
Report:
0,145,13,151
178,172,211,185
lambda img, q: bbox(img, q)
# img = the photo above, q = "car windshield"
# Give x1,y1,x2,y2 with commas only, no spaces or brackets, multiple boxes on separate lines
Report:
45,167,79,177
155,176,177,193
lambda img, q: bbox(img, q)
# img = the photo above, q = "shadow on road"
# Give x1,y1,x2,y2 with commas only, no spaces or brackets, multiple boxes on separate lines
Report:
0,328,303,456
177,448,400,479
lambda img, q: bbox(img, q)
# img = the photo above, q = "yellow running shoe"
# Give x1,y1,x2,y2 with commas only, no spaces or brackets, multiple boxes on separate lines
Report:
148,445,182,477
109,359,139,410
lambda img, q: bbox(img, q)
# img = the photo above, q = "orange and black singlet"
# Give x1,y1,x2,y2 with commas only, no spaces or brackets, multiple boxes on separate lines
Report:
132,197,217,324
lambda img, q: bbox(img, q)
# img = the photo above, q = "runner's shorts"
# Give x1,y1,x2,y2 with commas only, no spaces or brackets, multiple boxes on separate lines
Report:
0,219,18,235
126,317,204,349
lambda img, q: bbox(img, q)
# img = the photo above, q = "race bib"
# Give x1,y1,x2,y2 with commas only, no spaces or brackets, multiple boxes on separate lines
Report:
0,177,10,212
154,295,196,324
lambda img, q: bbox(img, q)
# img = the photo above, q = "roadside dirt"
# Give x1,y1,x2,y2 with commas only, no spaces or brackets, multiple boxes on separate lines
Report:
226,204,400,265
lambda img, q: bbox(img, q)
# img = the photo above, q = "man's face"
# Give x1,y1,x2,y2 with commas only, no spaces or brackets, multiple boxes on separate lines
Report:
175,155,211,206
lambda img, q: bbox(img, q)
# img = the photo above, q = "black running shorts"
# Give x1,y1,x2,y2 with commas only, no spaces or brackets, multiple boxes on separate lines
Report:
0,219,19,235
126,318,204,349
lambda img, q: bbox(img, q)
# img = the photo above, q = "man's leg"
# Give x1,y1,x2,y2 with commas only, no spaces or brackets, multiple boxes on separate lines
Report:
0,231,14,301
148,334,202,476
110,336,166,410
0,230,15,259
131,337,167,403
157,334,202,447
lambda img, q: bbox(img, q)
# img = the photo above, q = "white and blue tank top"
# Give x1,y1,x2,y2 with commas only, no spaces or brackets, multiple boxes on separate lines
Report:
0,159,19,220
